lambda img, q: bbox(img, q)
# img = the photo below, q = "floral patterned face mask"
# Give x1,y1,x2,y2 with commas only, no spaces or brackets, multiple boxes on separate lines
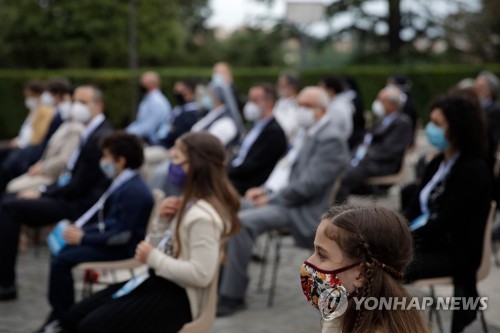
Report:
300,260,360,321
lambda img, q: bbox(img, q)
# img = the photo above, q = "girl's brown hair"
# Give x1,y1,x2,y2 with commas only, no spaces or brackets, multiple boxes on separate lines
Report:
173,131,240,257
322,205,430,333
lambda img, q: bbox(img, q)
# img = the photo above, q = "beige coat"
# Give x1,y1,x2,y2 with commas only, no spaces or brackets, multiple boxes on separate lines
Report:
7,121,84,193
30,105,55,144
147,200,225,319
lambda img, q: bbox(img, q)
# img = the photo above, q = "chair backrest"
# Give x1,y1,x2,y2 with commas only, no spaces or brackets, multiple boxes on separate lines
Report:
145,188,166,235
364,149,410,186
178,255,222,333
477,201,496,281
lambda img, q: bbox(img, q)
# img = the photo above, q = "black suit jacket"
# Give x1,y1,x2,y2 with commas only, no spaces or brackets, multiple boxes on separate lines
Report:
160,102,200,149
44,119,113,217
228,118,287,195
405,154,491,331
357,112,412,175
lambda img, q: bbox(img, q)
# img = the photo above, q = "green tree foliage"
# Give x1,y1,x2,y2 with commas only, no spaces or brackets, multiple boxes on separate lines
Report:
0,0,207,68
255,0,475,64
219,26,285,67
444,0,500,63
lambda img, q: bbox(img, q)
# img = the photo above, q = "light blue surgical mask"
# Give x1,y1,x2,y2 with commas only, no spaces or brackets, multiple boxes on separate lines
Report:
202,95,213,111
211,73,224,85
100,160,118,179
425,122,449,151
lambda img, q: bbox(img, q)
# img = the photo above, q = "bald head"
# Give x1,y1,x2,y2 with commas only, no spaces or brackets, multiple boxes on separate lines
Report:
377,85,405,115
298,87,329,110
140,71,161,92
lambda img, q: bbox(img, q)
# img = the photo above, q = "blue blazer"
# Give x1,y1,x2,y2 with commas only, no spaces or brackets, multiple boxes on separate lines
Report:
81,174,154,256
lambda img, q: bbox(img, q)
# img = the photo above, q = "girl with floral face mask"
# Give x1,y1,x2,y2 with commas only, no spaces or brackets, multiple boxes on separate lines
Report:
301,205,430,333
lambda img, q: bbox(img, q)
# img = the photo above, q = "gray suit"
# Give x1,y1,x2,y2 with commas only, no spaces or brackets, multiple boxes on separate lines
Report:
336,112,412,203
219,117,348,300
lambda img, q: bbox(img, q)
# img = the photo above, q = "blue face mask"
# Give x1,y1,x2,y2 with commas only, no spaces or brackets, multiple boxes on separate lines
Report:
168,162,187,189
202,95,213,111
100,161,118,179
425,122,449,150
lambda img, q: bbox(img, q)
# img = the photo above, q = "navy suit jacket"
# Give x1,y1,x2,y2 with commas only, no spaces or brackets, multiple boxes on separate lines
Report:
81,174,154,256
44,120,113,219
160,102,200,149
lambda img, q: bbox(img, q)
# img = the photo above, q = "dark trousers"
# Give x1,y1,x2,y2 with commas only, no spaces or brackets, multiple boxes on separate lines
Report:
0,145,43,192
0,146,12,163
49,245,129,320
405,250,479,333
0,147,13,191
63,274,191,333
0,194,76,286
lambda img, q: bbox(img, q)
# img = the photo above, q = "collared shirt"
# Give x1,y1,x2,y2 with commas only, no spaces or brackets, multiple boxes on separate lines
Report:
66,113,105,172
126,89,172,144
17,115,34,148
264,116,330,192
231,117,273,167
273,97,298,139
327,92,354,141
191,105,237,146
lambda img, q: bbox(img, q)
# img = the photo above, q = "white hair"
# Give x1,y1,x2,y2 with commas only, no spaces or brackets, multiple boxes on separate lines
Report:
478,70,499,99
383,84,406,107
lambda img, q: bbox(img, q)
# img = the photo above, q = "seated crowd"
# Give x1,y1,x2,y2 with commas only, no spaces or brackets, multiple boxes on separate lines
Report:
0,63,498,333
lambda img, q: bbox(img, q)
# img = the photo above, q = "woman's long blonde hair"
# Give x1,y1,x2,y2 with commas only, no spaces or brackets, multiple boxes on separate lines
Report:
173,131,240,258
322,205,430,333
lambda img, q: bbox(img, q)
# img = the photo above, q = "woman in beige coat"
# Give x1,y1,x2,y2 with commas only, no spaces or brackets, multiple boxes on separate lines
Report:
62,131,240,333
7,111,84,193
301,205,430,333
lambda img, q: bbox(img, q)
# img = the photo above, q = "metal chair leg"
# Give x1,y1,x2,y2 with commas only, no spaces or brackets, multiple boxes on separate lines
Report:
33,228,41,258
429,286,444,333
257,232,272,293
492,240,500,267
480,306,489,333
267,232,282,308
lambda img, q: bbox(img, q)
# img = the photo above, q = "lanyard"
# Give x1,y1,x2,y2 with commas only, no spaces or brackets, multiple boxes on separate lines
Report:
74,169,137,230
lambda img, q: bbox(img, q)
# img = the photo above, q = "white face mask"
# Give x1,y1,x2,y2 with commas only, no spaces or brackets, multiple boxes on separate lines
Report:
58,101,72,120
296,107,316,128
70,102,92,124
40,92,55,107
243,102,263,122
372,100,386,118
25,97,38,110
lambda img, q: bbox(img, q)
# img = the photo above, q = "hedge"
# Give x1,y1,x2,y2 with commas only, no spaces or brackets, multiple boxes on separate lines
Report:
1,64,499,138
